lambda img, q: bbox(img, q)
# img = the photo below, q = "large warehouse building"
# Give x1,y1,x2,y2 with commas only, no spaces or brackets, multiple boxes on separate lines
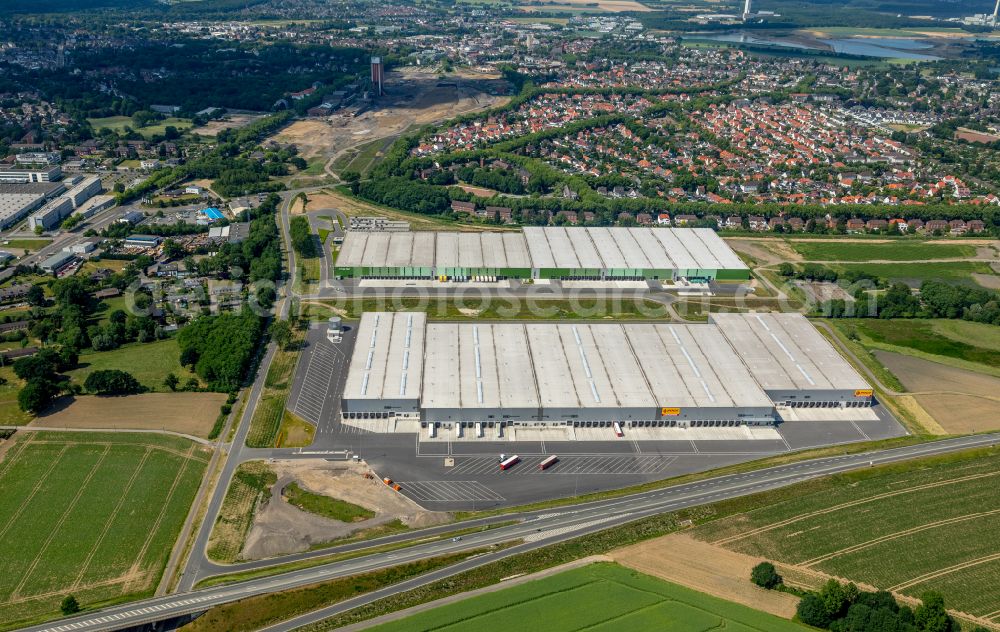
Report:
334,226,750,282
341,311,872,434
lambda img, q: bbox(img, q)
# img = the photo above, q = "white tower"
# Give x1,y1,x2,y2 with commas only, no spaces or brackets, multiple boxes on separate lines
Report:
994,0,999,25
742,0,753,20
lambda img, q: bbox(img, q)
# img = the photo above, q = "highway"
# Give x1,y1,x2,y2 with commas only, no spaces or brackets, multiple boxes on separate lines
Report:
19,431,1000,632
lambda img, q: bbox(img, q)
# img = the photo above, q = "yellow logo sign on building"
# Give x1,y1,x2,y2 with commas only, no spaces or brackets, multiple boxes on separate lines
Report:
661,407,681,416
854,389,873,397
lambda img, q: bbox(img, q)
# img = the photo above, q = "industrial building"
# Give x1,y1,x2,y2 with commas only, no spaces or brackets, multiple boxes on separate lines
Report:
0,165,62,183
710,312,873,407
334,227,750,282
28,197,73,231
340,311,872,434
0,182,65,230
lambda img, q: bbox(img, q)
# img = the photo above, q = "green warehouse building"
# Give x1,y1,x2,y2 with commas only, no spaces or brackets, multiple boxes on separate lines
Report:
334,226,749,282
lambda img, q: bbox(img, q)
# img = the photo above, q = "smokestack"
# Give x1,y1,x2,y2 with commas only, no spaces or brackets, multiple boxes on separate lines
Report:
994,0,999,22
743,0,753,19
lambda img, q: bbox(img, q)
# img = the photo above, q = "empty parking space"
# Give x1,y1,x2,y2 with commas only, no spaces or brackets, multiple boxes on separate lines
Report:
445,455,678,476
291,341,338,424
396,480,505,503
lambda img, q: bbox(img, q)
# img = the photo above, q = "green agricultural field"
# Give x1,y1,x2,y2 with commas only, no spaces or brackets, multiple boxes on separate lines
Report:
0,432,208,629
789,240,975,262
829,261,995,287
369,563,810,632
833,319,1000,371
67,338,200,392
691,447,1000,619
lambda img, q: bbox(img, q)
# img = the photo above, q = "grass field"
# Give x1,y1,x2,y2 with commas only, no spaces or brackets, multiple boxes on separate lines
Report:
300,297,670,321
207,461,276,563
829,261,996,287
368,563,810,632
275,410,315,448
0,238,52,252
283,483,374,523
790,241,976,262
87,116,193,139
67,339,200,392
0,432,208,629
245,334,301,448
833,319,1000,373
0,366,32,425
691,448,1000,619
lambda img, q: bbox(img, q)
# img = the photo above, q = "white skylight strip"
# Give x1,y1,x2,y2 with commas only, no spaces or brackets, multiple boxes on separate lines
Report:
400,373,407,396
670,327,702,379
475,346,482,379
590,381,601,403
572,326,582,345
402,349,409,370
769,332,797,362
755,314,771,332
360,373,369,396
370,329,378,349
473,325,480,346
578,346,593,379
701,379,716,403
365,350,374,370
477,380,484,404
797,364,817,386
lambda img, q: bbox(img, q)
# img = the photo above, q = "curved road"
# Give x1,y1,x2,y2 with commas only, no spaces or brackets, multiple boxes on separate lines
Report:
19,431,1000,632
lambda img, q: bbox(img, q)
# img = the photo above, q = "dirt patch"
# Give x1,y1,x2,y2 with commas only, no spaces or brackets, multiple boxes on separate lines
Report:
241,459,449,559
609,532,801,618
274,120,335,159
32,393,227,438
191,114,265,138
725,238,801,266
973,273,1000,290
875,351,1000,433
458,184,499,198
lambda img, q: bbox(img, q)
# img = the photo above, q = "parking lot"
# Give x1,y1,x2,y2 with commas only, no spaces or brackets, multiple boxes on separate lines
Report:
286,323,358,447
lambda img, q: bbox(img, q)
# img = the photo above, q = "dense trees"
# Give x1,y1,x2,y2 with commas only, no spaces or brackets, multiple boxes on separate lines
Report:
750,562,782,590
795,580,960,632
357,177,452,216
84,370,143,396
14,348,77,413
177,310,264,391
289,216,317,259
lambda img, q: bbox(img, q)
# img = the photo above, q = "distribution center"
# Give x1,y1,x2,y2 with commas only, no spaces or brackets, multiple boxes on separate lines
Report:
341,311,873,434
334,226,750,282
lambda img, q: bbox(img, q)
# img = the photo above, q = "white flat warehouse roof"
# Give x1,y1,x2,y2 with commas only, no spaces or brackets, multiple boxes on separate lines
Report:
345,313,789,412
343,312,426,400
337,227,749,272
710,312,870,392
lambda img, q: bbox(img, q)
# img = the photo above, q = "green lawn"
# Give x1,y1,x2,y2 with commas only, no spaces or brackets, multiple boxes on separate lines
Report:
790,240,975,262
67,338,200,392
369,563,810,632
0,366,32,425
87,116,193,140
301,297,670,321
0,432,207,629
246,335,301,448
833,319,1000,371
283,483,374,522
1,239,52,252
829,261,995,287
692,447,1000,618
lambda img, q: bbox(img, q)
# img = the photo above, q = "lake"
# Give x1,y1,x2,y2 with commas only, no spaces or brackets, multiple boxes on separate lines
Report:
689,32,941,61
